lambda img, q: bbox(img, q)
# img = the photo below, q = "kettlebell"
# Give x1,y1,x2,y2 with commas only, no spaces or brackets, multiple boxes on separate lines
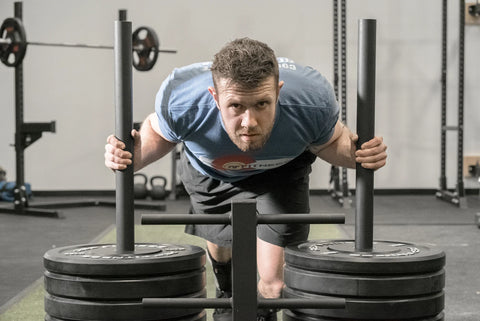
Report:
150,175,167,200
133,173,148,199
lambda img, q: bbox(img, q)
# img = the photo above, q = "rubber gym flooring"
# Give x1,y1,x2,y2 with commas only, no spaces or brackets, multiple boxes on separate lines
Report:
0,193,479,321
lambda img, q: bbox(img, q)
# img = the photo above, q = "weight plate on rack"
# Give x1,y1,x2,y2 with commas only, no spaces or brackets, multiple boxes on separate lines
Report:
284,265,445,297
282,309,445,321
45,267,206,299
283,287,444,320
45,311,207,321
44,243,205,276
45,289,206,321
285,240,445,274
0,17,27,67
132,26,159,71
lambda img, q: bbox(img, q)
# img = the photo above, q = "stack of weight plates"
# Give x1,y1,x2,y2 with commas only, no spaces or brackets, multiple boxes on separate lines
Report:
44,243,207,321
283,239,446,321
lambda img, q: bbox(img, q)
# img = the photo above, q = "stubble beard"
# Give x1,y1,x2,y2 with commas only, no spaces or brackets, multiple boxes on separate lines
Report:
228,126,273,152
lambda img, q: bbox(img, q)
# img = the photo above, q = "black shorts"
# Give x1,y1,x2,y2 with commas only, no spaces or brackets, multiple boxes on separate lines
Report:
179,150,316,248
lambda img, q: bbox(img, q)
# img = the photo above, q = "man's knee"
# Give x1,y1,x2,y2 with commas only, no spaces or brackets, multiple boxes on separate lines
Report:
207,242,232,263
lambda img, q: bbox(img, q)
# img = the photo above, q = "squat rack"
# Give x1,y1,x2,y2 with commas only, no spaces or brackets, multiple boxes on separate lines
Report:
0,2,58,217
0,2,167,217
329,0,472,207
329,0,351,208
436,0,467,208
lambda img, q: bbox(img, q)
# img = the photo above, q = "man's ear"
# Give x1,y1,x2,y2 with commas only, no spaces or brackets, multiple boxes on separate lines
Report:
208,86,220,109
276,80,285,101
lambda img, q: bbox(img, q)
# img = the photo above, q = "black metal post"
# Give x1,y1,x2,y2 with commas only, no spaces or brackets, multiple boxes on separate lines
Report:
355,19,376,252
330,0,351,209
456,0,466,202
13,1,27,212
331,0,341,203
340,0,350,203
439,0,448,192
333,0,339,100
118,9,127,21
114,20,135,253
231,201,257,321
169,147,178,200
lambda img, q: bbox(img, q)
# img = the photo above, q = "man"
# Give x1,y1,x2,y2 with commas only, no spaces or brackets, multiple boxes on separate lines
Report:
105,38,387,321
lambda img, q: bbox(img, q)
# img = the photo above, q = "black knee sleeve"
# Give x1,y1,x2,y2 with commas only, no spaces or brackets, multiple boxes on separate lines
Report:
207,250,232,295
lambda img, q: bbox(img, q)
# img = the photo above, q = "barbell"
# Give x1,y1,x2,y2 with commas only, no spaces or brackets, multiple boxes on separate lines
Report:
0,17,176,71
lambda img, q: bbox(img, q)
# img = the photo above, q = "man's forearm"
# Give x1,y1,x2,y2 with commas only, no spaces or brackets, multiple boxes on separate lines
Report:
310,124,357,169
133,113,176,171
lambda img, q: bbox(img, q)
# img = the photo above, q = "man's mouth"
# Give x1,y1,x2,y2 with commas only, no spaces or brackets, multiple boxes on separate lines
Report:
239,133,259,141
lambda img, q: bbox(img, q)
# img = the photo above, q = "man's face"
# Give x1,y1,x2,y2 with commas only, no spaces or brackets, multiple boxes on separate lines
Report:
209,76,284,152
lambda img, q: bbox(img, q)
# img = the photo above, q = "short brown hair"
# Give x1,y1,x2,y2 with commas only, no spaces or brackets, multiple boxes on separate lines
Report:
210,38,279,90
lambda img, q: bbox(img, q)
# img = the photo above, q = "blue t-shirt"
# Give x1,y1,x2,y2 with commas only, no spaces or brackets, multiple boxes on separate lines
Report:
155,58,339,182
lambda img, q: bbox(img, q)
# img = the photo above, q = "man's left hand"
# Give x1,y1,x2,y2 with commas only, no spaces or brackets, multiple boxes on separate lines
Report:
353,136,387,170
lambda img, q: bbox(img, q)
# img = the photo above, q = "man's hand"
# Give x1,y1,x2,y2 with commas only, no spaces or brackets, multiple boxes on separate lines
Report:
353,135,387,170
104,130,139,171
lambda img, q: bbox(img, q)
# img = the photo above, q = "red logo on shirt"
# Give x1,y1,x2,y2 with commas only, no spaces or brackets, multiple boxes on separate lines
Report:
211,155,256,171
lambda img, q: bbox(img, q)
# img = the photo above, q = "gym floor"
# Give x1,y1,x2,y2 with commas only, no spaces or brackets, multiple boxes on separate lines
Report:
0,192,479,321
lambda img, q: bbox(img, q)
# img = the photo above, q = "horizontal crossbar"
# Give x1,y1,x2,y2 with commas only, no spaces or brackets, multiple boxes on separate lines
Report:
141,213,345,225
0,38,177,53
142,297,346,309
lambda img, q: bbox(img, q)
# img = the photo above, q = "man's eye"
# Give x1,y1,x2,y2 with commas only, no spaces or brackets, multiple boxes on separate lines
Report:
231,103,241,108
258,101,268,108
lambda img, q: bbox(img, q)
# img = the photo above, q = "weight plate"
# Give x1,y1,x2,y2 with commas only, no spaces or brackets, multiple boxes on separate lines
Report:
283,287,444,320
285,240,445,274
44,243,205,276
45,289,206,321
284,265,445,297
282,309,445,321
45,310,207,321
132,26,159,71
45,267,205,299
0,17,27,67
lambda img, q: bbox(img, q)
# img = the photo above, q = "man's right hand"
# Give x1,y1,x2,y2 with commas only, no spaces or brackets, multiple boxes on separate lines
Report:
104,113,176,172
104,130,138,171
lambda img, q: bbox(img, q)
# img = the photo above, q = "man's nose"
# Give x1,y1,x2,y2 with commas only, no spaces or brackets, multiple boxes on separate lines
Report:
241,108,258,128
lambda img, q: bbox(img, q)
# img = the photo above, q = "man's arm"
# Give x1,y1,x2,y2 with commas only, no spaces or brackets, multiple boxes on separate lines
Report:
309,120,387,170
104,113,177,172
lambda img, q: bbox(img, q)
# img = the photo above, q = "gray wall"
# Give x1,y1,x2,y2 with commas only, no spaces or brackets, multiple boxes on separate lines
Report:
0,0,479,191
